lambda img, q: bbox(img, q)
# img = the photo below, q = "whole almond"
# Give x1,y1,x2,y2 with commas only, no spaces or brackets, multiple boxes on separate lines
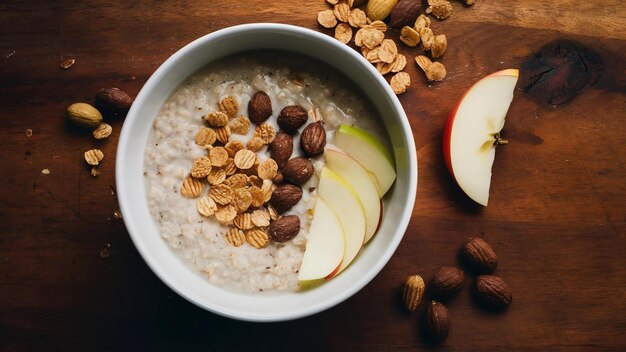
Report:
95,87,133,113
248,91,272,123
278,105,308,134
365,0,398,21
67,103,103,129
282,157,314,185
431,267,465,298
269,132,293,168
423,301,449,342
268,215,301,242
461,237,498,273
402,275,425,311
475,275,512,308
390,0,422,28
269,184,303,213
300,122,326,157
272,170,284,184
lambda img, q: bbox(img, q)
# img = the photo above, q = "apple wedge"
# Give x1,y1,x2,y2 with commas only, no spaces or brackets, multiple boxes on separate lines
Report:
333,124,396,196
318,167,366,277
443,69,519,206
298,198,345,281
325,148,381,243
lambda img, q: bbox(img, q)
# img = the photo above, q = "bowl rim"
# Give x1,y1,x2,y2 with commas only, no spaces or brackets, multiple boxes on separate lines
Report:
116,23,418,322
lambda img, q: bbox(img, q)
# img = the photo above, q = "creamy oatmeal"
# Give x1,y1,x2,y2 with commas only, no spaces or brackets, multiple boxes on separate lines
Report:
144,51,388,293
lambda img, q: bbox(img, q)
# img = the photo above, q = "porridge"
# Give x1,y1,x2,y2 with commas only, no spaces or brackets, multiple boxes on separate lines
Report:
144,51,392,293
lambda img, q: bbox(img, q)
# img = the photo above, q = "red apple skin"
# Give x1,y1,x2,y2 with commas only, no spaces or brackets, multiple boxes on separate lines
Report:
442,69,520,184
324,261,343,280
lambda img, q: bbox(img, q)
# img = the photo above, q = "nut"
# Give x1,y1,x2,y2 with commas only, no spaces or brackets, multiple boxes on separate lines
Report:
431,267,465,298
269,184,303,213
268,215,301,242
300,122,326,157
92,123,112,139
67,103,103,129
282,157,314,185
248,91,272,123
402,275,425,311
461,237,498,273
365,0,398,21
95,87,133,113
475,275,512,308
269,132,293,168
278,105,309,134
272,170,284,184
426,0,453,20
84,149,104,166
423,301,449,342
390,0,422,29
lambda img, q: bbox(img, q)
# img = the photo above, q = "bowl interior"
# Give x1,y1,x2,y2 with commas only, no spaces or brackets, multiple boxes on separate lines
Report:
116,24,417,322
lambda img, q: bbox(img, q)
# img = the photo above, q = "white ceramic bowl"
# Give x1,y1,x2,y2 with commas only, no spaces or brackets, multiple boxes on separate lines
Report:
116,23,417,322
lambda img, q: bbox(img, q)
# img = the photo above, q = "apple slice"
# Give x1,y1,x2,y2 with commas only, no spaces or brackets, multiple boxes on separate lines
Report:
443,69,519,206
333,124,396,196
325,148,382,243
318,167,366,277
298,198,345,281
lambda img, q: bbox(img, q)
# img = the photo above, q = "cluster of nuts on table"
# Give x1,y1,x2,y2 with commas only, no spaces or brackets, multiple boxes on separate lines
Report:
402,237,512,342
317,0,475,93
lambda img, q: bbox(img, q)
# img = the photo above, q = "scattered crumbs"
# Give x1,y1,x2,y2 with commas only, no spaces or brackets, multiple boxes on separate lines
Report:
25,128,33,137
99,248,110,258
52,155,60,159
91,167,100,177
59,57,75,69
131,76,136,80
109,184,117,196
113,209,123,220
41,168,50,175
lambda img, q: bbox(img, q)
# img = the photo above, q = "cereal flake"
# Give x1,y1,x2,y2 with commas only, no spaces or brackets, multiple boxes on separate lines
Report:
390,72,411,95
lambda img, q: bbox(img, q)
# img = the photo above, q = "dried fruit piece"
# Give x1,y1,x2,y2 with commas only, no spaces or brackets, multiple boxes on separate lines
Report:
247,136,265,152
233,212,254,230
391,54,407,72
400,26,421,47
258,158,278,180
278,105,308,134
224,140,245,158
317,9,338,28
197,196,218,217
84,149,104,166
209,146,229,167
204,111,229,128
415,55,447,81
191,156,213,178
378,39,398,63
426,0,453,20
403,275,425,311
254,123,276,144
391,0,422,28
270,184,303,213
365,0,398,21
300,122,326,157
214,205,237,224
229,115,251,135
348,8,367,28
207,168,226,185
424,301,449,342
92,123,112,140
248,91,272,123
475,275,512,308
431,34,448,58
269,132,293,168
234,149,256,169
67,103,103,129
461,237,498,273
233,188,253,213
196,127,217,146
251,209,271,227
333,3,351,22
215,125,231,144
181,176,203,198
334,23,353,44
246,228,269,249
225,228,245,247
282,157,314,185
95,87,133,113
390,72,411,94
218,96,239,118
269,215,300,243
431,267,465,298
209,184,234,205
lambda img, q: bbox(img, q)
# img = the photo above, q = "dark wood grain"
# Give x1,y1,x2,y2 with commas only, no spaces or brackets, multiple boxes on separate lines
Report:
1,1,625,351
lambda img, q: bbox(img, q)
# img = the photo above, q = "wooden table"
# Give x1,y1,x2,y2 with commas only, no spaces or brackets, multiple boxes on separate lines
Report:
1,1,625,350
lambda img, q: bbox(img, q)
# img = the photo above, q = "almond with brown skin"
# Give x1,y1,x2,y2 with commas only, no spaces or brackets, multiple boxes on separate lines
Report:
462,237,498,273
269,184,302,213
423,301,449,342
272,170,284,184
95,87,133,114
278,105,308,134
475,275,512,308
431,267,465,298
269,132,293,168
248,91,272,123
268,215,301,242
390,0,422,29
300,122,326,157
282,157,314,185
